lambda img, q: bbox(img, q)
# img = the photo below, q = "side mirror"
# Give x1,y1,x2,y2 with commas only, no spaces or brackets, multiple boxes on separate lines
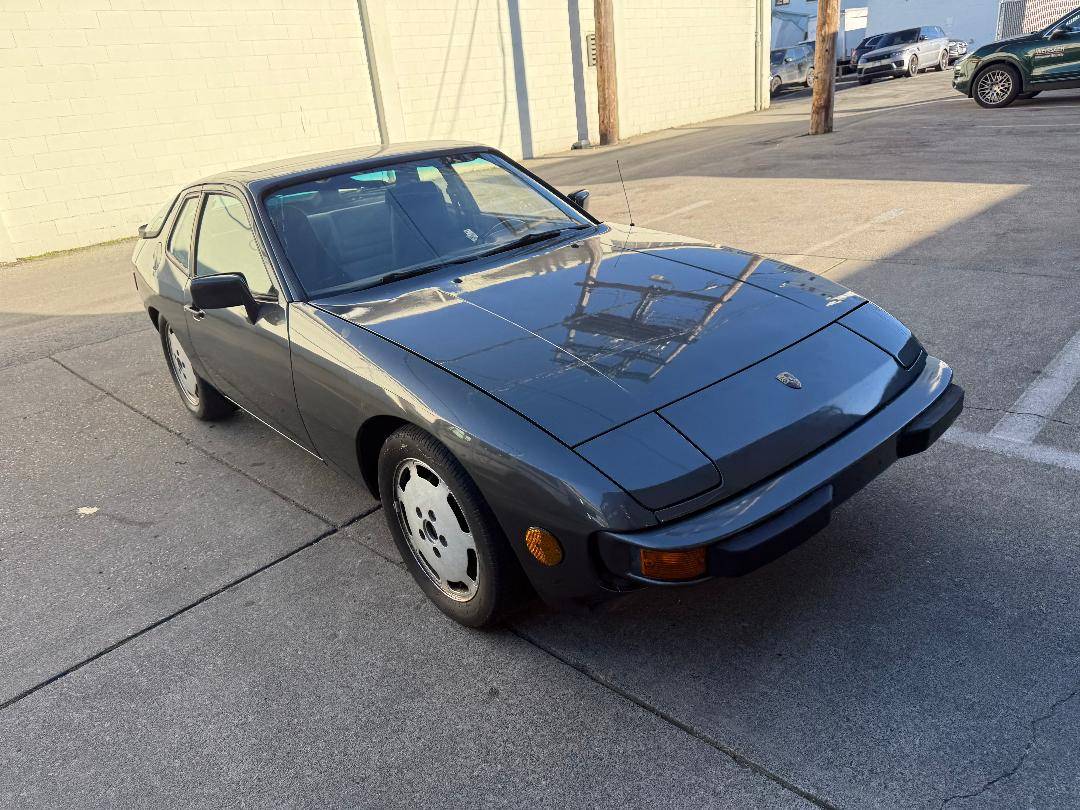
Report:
1050,27,1069,39
190,273,260,323
568,189,590,211
784,56,794,63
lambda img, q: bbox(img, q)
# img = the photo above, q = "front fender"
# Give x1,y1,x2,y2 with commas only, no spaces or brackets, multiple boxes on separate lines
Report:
288,303,656,605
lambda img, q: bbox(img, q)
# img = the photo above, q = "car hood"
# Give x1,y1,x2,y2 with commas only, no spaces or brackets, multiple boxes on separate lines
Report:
313,225,864,446
862,44,914,60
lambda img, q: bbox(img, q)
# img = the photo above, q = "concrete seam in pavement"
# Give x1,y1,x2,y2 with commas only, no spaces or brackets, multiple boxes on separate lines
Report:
939,685,1080,808
0,507,377,714
509,627,839,810
0,327,154,372
963,403,1079,430
49,355,334,527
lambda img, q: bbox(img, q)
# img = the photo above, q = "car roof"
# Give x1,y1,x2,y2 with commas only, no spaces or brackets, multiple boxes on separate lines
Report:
190,140,489,189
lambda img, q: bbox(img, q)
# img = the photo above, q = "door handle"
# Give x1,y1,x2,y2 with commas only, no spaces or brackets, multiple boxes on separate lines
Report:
184,304,205,321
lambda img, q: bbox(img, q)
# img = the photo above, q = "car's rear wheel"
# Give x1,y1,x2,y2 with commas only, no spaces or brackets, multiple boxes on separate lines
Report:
973,64,1020,108
936,50,949,71
858,76,872,85
905,55,919,77
804,67,815,88
378,425,525,628
159,317,235,420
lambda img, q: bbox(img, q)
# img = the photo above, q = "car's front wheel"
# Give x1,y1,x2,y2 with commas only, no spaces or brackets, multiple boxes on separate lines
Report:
159,317,235,420
378,425,525,628
973,64,1020,108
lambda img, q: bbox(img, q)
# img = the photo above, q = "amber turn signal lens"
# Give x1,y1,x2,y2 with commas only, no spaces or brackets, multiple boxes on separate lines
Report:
525,527,563,566
639,547,707,581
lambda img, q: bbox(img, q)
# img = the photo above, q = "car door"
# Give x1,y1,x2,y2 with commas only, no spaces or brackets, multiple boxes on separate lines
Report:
157,192,201,351
184,188,316,452
1032,11,1080,84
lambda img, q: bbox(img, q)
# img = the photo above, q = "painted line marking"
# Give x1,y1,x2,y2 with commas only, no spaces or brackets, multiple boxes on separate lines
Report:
975,123,1080,128
644,199,713,226
802,207,904,256
945,428,1080,473
991,327,1080,443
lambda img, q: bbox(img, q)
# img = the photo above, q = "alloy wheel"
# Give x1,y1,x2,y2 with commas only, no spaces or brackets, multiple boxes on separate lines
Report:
393,458,479,602
977,70,1013,105
167,326,199,407
908,56,919,77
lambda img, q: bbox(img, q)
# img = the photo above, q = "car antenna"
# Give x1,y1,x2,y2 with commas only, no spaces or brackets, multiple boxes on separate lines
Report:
616,159,635,227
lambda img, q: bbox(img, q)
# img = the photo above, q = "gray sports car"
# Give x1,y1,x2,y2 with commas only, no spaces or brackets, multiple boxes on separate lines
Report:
132,142,963,627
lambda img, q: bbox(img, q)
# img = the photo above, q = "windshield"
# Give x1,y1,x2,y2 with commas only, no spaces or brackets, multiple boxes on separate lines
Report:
876,29,918,47
859,35,882,49
771,49,785,66
265,152,588,297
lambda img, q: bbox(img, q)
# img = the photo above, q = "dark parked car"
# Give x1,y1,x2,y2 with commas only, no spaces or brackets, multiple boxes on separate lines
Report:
953,6,1080,107
132,143,963,627
850,33,885,70
857,26,950,83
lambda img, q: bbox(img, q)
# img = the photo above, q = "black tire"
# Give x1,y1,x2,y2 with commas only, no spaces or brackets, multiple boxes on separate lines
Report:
378,425,525,628
905,55,919,78
858,76,872,85
1018,91,1041,100
972,64,1021,109
159,317,235,421
935,50,949,72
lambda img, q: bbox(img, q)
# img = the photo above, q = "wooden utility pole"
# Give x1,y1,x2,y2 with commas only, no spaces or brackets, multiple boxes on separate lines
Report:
809,0,841,135
594,0,619,145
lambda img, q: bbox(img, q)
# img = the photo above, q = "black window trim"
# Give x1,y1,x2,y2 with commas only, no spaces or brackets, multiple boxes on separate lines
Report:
165,192,202,275
192,186,283,303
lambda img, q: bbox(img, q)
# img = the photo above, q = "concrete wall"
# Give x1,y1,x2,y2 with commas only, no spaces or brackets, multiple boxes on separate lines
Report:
616,0,765,139
1,0,382,261
0,0,769,261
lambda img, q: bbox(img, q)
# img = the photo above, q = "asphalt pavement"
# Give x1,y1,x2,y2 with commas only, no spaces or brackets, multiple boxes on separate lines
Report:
3,72,1080,808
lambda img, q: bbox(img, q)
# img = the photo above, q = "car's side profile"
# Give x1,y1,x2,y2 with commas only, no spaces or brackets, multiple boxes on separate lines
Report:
771,41,815,95
857,26,950,84
953,7,1080,108
132,143,963,628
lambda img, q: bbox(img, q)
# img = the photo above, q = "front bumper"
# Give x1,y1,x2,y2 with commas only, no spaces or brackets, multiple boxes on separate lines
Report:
858,58,905,78
952,58,978,95
596,358,962,586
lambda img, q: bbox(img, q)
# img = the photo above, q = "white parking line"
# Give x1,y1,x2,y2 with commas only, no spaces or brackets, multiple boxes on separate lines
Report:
976,123,1080,128
644,199,713,226
945,428,1080,472
802,208,904,256
990,328,1080,443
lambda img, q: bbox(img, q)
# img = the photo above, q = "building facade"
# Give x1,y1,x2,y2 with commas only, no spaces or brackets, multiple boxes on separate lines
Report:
998,0,1079,36
0,0,771,261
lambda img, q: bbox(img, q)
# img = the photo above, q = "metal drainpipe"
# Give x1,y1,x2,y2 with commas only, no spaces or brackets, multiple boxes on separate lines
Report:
357,0,389,146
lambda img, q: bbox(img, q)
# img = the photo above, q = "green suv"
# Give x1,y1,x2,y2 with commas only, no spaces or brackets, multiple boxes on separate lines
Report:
954,6,1080,107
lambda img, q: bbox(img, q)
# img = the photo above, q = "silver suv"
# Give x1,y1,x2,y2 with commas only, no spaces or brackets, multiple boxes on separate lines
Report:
857,26,950,84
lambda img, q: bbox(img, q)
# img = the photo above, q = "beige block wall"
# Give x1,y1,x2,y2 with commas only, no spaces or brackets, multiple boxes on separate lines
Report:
379,1,594,159
0,0,768,260
615,0,763,139
0,0,381,260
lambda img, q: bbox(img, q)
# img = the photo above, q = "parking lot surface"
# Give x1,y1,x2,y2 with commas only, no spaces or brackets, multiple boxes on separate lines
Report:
3,73,1080,807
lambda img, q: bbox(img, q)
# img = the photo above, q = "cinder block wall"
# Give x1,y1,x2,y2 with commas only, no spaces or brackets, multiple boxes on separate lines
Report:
0,0,768,261
1,0,381,260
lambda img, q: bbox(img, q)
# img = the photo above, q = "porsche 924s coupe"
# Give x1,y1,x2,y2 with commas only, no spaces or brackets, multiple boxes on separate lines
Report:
131,143,963,627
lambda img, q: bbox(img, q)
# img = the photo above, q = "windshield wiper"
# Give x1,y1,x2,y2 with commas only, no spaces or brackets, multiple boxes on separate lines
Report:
348,225,588,292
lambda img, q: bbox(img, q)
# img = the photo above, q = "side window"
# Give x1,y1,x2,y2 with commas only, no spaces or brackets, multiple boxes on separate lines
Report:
195,194,276,296
933,27,945,39
167,196,199,270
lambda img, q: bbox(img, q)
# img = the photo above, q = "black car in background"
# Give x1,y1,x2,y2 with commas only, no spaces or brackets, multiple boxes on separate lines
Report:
850,33,885,71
